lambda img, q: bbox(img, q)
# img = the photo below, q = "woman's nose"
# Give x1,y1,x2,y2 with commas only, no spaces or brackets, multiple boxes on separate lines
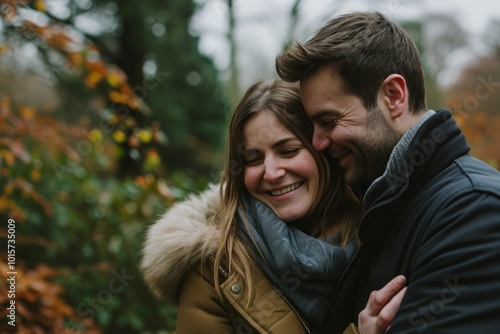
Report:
263,158,285,182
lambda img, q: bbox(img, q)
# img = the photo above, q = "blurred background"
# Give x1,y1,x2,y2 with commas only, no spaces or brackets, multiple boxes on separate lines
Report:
0,0,499,333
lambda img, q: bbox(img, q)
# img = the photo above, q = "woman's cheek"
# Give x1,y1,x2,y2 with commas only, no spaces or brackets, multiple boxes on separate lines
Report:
243,167,257,191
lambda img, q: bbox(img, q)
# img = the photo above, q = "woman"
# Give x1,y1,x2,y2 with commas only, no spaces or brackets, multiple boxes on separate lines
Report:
141,79,403,334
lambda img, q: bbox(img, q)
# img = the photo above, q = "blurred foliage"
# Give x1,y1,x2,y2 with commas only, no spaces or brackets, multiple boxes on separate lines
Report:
446,55,500,170
0,0,228,176
0,0,223,333
0,0,499,333
0,95,204,332
0,0,168,178
97,0,229,175
401,15,500,171
400,14,468,110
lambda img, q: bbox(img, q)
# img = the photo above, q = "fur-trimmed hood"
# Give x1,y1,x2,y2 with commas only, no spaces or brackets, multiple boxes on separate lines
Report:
140,184,222,304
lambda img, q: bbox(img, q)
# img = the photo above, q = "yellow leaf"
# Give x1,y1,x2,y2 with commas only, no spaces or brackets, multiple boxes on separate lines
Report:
112,130,126,143
124,117,136,128
20,107,36,119
85,71,102,88
107,72,121,87
35,0,46,12
137,129,152,143
89,129,102,144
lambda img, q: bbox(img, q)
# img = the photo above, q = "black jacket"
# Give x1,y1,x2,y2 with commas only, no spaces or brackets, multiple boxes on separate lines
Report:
322,110,500,333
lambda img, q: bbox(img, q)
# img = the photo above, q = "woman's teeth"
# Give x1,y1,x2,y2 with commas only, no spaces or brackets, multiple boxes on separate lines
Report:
270,182,302,196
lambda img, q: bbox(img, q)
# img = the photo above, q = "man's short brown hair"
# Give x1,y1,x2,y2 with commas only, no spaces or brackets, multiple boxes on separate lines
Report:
276,11,427,114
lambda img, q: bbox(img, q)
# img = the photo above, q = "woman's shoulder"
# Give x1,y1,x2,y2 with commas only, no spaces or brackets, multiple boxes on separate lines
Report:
179,257,312,334
140,184,223,304
177,258,238,333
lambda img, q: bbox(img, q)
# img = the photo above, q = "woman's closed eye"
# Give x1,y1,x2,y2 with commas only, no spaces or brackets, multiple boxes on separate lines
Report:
242,154,262,165
279,146,304,158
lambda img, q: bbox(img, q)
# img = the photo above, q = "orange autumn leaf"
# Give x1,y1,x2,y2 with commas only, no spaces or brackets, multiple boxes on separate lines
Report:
31,168,41,181
22,20,44,36
0,149,15,166
85,71,103,88
108,90,125,103
20,106,35,119
85,60,108,75
67,52,84,67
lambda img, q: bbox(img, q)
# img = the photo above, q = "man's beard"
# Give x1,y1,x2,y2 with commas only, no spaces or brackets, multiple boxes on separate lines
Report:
352,107,402,197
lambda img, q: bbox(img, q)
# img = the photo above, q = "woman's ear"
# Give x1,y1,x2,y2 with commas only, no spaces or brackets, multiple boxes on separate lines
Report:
380,74,407,119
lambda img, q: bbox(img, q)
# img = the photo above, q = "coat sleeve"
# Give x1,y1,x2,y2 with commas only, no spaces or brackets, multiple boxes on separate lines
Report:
342,323,359,334
388,191,500,333
176,265,235,334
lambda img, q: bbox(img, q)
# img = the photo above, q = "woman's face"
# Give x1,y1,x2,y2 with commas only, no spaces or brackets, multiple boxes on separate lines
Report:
242,111,319,222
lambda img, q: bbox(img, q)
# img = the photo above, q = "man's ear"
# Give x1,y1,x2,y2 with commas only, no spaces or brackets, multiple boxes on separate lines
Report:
380,74,407,119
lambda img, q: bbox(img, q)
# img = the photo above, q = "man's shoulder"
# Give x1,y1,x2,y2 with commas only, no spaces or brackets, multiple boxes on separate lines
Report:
455,155,500,194
423,154,500,199
402,155,500,231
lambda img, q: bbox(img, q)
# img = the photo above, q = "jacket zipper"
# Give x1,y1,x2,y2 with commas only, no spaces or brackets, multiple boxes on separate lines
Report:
338,198,390,285
338,198,390,286
209,252,229,278
338,244,361,285
210,253,311,333
272,285,312,334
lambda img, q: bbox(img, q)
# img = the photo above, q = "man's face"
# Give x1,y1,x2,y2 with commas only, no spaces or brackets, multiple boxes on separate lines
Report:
300,66,401,194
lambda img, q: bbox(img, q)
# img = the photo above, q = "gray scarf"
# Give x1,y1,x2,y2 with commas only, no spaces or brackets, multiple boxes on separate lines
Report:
363,109,436,208
238,195,358,332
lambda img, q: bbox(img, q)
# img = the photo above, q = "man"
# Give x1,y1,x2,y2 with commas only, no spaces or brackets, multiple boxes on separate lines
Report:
276,11,500,334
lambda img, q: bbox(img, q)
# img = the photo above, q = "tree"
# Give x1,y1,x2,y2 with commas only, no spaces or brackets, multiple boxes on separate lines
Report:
2,0,228,177
0,1,224,332
483,17,500,57
445,55,500,170
445,19,500,170
400,14,468,110
104,0,228,175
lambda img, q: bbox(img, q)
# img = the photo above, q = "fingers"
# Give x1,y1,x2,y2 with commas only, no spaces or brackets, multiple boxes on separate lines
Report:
365,275,407,316
358,276,407,334
377,287,407,330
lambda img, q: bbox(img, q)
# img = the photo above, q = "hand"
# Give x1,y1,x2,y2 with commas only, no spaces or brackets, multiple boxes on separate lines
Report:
358,275,407,334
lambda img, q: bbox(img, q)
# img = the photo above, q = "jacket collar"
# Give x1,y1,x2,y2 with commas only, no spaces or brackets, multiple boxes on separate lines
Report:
363,110,436,208
359,109,470,233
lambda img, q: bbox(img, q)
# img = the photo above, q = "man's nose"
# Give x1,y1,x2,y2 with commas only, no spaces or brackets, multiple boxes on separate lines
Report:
312,127,332,151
